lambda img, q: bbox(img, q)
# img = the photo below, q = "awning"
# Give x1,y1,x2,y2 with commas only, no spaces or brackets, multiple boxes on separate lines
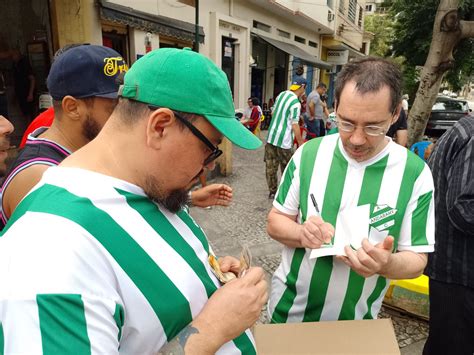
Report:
99,0,204,44
255,34,332,70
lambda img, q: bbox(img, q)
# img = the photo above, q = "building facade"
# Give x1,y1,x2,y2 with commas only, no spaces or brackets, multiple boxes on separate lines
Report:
1,0,370,174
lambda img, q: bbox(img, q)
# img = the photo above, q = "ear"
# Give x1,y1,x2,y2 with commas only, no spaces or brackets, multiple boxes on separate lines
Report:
61,96,81,121
391,104,403,124
145,108,176,150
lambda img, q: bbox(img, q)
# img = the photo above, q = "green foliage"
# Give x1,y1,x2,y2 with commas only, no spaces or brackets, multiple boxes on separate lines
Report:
390,0,474,92
364,14,393,57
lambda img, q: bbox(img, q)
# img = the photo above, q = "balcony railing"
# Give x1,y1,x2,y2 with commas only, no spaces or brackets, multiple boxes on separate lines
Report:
348,0,357,23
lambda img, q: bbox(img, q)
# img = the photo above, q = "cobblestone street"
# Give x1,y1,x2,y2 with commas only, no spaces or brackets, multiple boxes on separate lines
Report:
190,133,428,354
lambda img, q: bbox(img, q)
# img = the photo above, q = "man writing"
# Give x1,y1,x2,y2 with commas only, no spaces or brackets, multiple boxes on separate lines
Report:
0,47,267,354
265,77,305,199
267,57,434,323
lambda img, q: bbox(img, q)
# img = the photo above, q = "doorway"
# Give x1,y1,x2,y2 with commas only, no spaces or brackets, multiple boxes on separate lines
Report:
221,36,236,97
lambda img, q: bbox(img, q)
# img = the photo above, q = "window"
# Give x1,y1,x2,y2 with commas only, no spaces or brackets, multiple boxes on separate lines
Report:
358,5,363,27
348,0,357,23
308,41,318,48
277,29,291,39
253,20,271,32
294,35,306,44
365,4,373,12
339,0,345,13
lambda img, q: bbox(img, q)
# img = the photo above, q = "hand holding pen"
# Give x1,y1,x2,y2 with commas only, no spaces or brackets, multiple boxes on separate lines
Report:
297,194,335,249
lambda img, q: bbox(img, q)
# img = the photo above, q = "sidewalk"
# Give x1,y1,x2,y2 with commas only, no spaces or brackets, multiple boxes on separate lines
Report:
190,132,428,353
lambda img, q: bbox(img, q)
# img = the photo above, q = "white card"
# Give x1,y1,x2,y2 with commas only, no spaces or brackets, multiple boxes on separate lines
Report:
310,205,370,259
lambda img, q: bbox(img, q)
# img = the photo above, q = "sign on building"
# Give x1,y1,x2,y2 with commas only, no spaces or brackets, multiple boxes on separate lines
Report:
326,50,349,64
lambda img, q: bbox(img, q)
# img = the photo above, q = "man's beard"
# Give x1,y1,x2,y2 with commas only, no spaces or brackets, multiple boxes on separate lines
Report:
143,175,189,213
82,114,101,142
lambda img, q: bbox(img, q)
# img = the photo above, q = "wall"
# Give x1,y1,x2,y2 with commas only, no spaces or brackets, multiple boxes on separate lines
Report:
51,0,103,48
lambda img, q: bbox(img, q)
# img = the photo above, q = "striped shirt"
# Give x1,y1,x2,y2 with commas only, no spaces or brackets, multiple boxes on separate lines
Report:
426,116,474,288
0,127,71,229
269,134,435,322
267,90,301,149
0,167,255,354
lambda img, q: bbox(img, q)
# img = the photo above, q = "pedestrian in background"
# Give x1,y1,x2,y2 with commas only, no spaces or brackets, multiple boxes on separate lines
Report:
240,97,262,134
11,48,36,123
305,83,327,139
423,115,474,355
402,94,409,115
265,77,305,199
386,107,408,147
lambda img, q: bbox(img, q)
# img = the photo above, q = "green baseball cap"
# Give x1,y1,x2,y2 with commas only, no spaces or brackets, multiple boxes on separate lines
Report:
120,47,261,150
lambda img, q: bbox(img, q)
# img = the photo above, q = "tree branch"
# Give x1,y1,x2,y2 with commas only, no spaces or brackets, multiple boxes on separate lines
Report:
460,20,474,38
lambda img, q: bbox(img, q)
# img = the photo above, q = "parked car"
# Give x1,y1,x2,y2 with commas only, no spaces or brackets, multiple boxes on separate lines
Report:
425,96,472,137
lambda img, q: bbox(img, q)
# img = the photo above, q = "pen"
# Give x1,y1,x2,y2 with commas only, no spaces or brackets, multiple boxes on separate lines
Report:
310,193,332,247
310,193,320,214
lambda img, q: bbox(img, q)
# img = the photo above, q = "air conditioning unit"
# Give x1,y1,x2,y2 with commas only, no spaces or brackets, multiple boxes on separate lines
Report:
328,11,335,22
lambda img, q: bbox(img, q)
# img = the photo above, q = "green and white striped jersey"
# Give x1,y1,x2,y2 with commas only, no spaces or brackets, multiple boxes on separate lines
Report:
0,167,255,354
269,134,435,323
267,90,301,149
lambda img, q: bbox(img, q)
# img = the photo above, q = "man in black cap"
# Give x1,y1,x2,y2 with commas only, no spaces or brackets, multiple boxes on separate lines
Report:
0,44,128,229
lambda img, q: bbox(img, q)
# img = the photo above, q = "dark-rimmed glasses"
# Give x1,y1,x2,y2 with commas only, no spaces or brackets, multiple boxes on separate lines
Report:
148,105,222,166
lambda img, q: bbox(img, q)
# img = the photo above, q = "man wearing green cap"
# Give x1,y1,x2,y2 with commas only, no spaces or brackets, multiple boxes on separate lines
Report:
0,48,267,354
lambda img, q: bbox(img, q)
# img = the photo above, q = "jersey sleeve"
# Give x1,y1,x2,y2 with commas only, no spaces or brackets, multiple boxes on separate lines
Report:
290,101,301,124
397,163,435,252
0,213,124,354
273,147,303,216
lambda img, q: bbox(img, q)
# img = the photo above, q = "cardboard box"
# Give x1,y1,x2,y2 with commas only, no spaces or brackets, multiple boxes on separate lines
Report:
255,318,400,354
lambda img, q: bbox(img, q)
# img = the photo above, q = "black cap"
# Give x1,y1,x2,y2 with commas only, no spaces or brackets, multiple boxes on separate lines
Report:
47,45,128,100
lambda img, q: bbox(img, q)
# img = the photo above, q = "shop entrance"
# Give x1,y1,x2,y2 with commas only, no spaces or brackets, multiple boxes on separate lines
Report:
0,0,53,144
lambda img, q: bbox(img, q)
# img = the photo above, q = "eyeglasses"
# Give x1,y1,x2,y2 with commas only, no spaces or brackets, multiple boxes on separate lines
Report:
148,105,223,166
335,118,390,137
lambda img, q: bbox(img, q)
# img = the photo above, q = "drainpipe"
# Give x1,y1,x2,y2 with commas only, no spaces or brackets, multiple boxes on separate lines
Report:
194,0,199,52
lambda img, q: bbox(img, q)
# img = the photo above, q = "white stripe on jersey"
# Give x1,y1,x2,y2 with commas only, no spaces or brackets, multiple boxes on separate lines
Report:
1,299,43,354
82,296,120,355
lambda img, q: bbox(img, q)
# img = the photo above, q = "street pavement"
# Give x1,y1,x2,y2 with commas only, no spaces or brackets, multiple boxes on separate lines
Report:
190,131,428,354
